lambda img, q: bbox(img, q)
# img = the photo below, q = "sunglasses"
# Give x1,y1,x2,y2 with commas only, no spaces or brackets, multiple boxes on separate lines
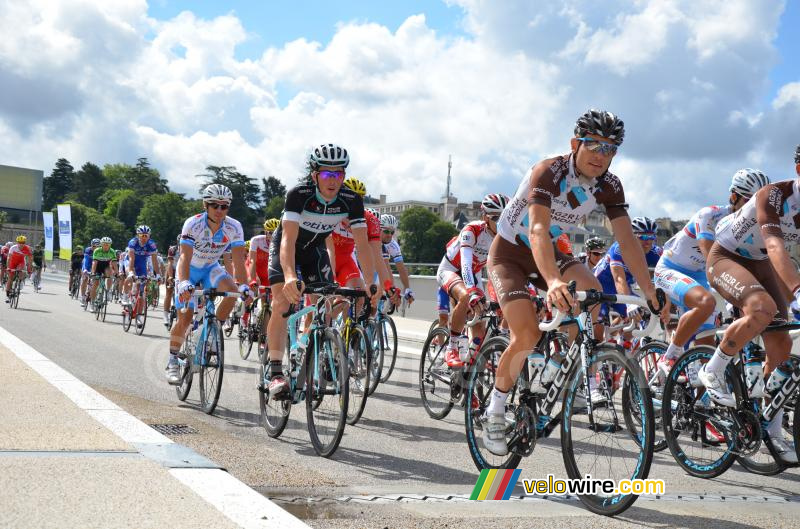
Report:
207,203,230,211
318,170,345,180
487,214,500,222
589,251,605,257
576,137,619,156
382,229,395,235
636,233,656,241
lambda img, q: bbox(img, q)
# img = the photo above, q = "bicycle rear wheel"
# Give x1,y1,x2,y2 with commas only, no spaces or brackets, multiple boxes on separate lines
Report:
135,295,147,336
561,345,654,516
175,327,194,401
121,305,132,332
259,349,291,438
378,316,398,383
624,340,668,452
418,327,454,420
346,325,371,425
239,316,254,360
306,328,349,457
199,322,225,415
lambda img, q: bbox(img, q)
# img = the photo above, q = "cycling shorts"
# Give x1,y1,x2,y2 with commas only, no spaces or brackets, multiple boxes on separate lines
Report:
437,286,450,314
94,261,112,276
487,235,579,307
174,263,231,310
706,243,787,323
436,257,483,294
268,229,332,286
7,254,27,271
335,250,362,286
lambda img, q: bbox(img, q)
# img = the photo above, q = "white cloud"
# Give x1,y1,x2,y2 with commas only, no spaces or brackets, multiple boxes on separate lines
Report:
0,0,795,219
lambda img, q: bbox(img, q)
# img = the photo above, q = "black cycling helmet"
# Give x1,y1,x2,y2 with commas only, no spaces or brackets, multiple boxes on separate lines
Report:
795,144,800,164
585,236,606,251
574,109,625,145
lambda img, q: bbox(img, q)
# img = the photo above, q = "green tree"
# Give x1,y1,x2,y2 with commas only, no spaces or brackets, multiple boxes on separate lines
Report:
137,193,188,249
101,159,168,196
183,199,204,218
101,189,142,231
72,162,106,209
199,165,262,237
398,207,440,262
42,158,75,210
0,211,7,231
263,196,285,220
261,176,287,205
421,221,458,262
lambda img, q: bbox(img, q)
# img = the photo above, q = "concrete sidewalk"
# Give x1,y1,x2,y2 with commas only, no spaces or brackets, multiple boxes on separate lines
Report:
0,328,308,529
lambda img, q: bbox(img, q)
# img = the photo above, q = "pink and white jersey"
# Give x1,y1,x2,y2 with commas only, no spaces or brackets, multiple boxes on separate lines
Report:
444,221,494,289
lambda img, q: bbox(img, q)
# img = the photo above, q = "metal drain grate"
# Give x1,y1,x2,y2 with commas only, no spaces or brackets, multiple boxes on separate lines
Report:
148,424,198,435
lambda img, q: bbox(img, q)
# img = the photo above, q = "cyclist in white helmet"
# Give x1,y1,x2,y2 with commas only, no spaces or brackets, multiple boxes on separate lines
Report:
379,213,414,304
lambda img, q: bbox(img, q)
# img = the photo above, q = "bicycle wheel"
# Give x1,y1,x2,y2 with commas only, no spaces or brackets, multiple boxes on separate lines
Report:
561,345,654,516
464,335,523,470
624,340,668,452
260,348,291,438
378,316,398,383
306,328,349,457
135,294,148,336
239,313,254,360
151,283,160,308
199,321,225,415
121,304,132,332
175,327,195,401
101,288,109,322
662,346,740,479
11,277,21,309
257,305,270,364
346,325,371,425
418,327,455,420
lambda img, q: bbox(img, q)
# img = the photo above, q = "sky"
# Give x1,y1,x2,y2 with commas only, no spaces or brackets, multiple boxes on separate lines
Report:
1,0,799,219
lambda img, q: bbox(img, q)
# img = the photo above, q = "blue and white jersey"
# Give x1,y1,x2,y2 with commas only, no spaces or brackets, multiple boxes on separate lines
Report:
662,204,731,272
179,212,245,268
382,238,403,263
127,237,158,266
594,241,662,287
82,246,94,270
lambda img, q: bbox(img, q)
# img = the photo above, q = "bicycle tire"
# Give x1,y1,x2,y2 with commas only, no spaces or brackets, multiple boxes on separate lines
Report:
239,313,253,360
121,305,132,332
662,346,740,479
464,335,522,470
257,305,270,364
199,321,225,415
561,345,654,516
260,348,291,438
101,288,108,322
175,327,194,401
135,293,148,336
11,276,22,309
151,283,160,309
419,327,455,420
364,319,383,396
624,340,668,452
378,316,398,383
346,325,371,425
306,328,349,457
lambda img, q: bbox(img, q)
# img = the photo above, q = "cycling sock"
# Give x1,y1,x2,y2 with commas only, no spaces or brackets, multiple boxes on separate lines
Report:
487,387,508,415
270,360,283,377
664,342,682,360
705,347,733,376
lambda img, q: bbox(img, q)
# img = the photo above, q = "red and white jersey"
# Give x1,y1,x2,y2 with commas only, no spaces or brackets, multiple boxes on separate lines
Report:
249,234,272,278
1,246,9,257
331,209,380,255
8,243,32,258
444,221,495,288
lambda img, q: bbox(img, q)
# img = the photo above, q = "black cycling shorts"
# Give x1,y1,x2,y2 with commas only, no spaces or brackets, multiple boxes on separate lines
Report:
268,228,332,286
94,261,112,276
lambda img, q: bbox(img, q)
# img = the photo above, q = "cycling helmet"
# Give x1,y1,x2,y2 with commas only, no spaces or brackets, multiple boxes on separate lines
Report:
91,238,101,246
795,144,800,164
585,236,606,251
365,207,379,218
100,236,112,244
631,216,657,234
263,218,280,232
481,193,509,215
342,177,366,196
115,250,122,257
574,109,625,145
15,235,26,244
309,143,349,169
136,225,151,235
729,168,770,199
381,214,399,230
244,240,251,251
202,183,233,204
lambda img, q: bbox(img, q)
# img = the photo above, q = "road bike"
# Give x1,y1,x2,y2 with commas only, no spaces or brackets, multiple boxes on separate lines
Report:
122,276,149,335
238,286,271,361
146,277,160,309
366,296,398,389
92,273,111,322
6,269,26,309
333,286,375,425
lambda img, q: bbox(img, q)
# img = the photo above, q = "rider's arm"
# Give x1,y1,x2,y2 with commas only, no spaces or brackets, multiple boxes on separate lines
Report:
757,185,800,297
353,227,377,291
231,245,248,286
394,260,411,290
248,249,257,284
529,203,560,285
176,245,192,282
279,220,300,284
150,252,158,276
764,234,799,298
369,240,391,286
613,217,656,299
325,235,337,280
698,239,714,260
222,251,233,275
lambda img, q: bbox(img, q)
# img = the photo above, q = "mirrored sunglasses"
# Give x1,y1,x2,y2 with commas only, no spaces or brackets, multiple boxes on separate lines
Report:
318,170,345,180
636,233,656,241
576,137,619,156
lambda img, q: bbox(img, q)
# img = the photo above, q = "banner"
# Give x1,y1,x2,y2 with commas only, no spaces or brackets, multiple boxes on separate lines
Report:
56,204,72,260
43,212,54,261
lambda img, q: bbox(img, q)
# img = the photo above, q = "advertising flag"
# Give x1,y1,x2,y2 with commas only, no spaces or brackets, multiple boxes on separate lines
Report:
56,204,72,260
43,211,54,261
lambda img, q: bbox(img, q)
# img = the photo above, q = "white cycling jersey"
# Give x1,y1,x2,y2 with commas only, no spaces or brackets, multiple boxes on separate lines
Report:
249,234,270,253
444,221,494,289
179,212,245,268
382,238,403,263
662,204,731,272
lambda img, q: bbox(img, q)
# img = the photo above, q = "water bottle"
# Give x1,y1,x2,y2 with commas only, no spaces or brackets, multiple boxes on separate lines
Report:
528,348,545,374
466,336,482,364
743,344,765,398
540,357,562,385
765,358,798,395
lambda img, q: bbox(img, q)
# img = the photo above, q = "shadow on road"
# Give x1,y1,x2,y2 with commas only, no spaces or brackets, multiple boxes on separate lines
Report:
15,307,51,314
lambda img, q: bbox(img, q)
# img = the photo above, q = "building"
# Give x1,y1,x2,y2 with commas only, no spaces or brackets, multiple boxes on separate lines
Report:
370,194,484,229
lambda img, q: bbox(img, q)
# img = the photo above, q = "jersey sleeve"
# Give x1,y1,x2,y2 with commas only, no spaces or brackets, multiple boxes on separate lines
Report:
695,206,719,240
527,162,561,208
127,238,136,250
179,217,196,247
346,193,366,230
757,184,786,239
365,211,381,242
282,186,305,223
608,243,627,269
147,240,158,255
459,225,478,248
595,173,628,220
226,219,245,248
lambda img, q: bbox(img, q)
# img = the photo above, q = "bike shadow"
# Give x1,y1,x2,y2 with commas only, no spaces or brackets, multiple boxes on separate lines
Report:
16,307,50,314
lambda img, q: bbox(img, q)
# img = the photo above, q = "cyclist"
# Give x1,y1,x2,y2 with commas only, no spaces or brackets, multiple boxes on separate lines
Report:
482,109,664,456
88,237,117,312
163,237,179,327
246,218,279,339
5,235,32,301
654,169,770,376
578,236,606,267
31,243,44,291
265,143,382,397
701,150,800,463
80,239,100,307
438,193,509,367
593,216,663,333
0,242,11,281
69,244,84,294
380,214,414,306
168,184,250,384
122,226,159,305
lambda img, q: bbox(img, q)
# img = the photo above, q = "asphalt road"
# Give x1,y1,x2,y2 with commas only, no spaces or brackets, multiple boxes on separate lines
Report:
3,273,800,528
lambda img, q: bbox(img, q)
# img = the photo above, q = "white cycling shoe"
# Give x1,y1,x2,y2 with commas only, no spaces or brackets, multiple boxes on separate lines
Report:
769,436,798,465
698,366,736,407
482,412,508,456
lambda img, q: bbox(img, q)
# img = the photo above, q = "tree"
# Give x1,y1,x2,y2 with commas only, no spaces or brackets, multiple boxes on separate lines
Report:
72,162,106,209
68,203,128,250
261,176,287,205
264,196,285,220
199,165,262,238
0,211,7,232
183,199,204,218
101,159,169,196
137,193,188,250
398,207,440,262
421,221,458,262
101,189,142,231
42,158,75,210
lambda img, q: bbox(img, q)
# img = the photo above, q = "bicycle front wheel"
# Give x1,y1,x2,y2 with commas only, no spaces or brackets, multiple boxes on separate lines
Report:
260,347,290,438
135,295,148,336
239,317,253,360
306,328,349,457
199,322,225,415
175,328,194,401
561,345,654,516
418,327,454,420
378,316,398,383
346,325,371,425
624,340,668,452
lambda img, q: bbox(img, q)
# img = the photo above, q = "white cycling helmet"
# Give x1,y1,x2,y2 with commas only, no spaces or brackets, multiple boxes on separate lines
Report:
91,238,101,245
100,236,112,244
136,225,151,235
631,216,657,234
729,168,770,199
481,193,510,215
309,143,349,169
365,207,379,218
380,214,399,230
202,183,233,204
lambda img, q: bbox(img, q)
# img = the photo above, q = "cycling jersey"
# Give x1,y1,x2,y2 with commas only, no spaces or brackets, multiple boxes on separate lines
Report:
7,244,32,270
282,184,366,251
179,212,244,268
127,237,158,277
249,234,272,282
382,239,403,263
332,209,380,255
594,241,662,286
444,220,494,289
715,180,800,260
82,246,95,271
32,247,43,267
92,248,116,261
662,204,731,272
497,153,628,246
70,251,84,270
